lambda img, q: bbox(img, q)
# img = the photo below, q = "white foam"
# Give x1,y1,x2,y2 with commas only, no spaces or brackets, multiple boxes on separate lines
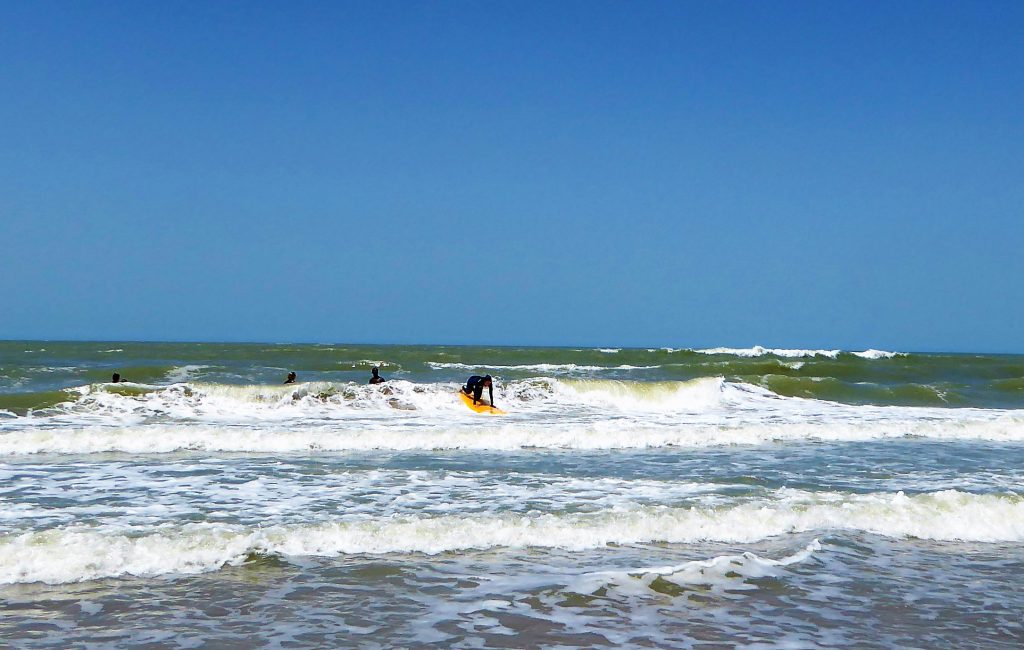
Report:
425,362,658,373
852,349,904,359
693,346,904,359
1,417,1020,454
164,365,210,383
576,539,822,595
2,374,1015,454
2,490,1019,584
553,377,727,412
1,376,1022,454
695,346,842,358
338,360,400,369
0,464,722,530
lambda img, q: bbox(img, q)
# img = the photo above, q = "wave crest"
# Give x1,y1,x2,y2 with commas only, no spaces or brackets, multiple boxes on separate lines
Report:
3,490,1020,584
694,346,904,359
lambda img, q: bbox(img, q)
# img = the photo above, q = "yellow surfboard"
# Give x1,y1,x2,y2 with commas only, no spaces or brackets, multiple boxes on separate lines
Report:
458,391,506,414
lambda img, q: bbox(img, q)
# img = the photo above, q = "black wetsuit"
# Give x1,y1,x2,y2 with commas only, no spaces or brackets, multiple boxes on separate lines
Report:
463,375,494,406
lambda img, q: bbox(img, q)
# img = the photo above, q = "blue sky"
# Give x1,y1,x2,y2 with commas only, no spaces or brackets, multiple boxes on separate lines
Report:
1,1,1021,351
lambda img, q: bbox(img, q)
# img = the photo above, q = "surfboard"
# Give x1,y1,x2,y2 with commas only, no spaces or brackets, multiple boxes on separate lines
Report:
458,391,506,414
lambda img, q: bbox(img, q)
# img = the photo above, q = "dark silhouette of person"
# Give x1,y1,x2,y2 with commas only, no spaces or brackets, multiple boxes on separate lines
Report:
462,375,495,407
284,372,297,384
369,367,386,384
111,373,123,383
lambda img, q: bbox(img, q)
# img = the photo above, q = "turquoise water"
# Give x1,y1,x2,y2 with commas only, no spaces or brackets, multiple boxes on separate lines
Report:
1,342,1022,647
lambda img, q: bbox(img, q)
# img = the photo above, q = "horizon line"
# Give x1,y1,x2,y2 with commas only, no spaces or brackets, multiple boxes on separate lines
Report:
1,337,1021,356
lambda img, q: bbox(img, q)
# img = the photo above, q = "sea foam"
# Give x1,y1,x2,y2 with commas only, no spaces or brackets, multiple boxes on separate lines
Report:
2,490,1019,584
1,377,1021,454
691,346,905,359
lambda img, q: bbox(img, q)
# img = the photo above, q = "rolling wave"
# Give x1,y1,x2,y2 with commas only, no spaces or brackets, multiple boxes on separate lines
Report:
693,347,904,359
0,376,1021,454
3,490,1019,584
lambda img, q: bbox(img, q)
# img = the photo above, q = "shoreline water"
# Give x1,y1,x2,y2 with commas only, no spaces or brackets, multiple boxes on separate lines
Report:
1,342,1022,646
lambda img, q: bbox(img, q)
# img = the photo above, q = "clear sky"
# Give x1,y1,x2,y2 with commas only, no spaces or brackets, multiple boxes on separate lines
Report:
1,1,1021,352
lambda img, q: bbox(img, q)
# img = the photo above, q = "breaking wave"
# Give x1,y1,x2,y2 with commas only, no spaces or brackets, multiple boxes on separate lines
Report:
693,347,904,359
0,376,1021,454
425,362,659,373
2,490,1019,584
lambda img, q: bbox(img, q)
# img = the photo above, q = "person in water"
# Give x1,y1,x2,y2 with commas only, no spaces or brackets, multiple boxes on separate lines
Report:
284,371,297,384
462,375,495,407
111,373,123,383
369,367,386,384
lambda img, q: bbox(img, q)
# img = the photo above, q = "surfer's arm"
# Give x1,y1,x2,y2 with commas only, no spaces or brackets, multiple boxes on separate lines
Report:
489,385,495,408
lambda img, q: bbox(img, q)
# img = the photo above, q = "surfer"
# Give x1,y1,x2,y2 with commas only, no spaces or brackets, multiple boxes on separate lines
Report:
462,375,496,408
284,371,297,384
369,367,386,384
111,373,124,383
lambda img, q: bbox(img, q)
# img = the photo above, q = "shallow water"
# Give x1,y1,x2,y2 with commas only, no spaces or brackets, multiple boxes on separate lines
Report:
0,342,1022,647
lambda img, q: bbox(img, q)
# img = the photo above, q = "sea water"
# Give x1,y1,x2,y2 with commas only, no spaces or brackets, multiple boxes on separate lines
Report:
0,342,1021,647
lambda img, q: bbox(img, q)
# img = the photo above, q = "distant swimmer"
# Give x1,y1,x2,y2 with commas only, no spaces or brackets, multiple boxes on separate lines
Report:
284,371,297,384
462,374,495,408
111,373,123,383
369,367,386,385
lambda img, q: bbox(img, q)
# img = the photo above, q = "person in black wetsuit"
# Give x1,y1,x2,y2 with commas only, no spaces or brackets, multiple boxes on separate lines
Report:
369,367,386,385
462,375,495,407
284,372,297,384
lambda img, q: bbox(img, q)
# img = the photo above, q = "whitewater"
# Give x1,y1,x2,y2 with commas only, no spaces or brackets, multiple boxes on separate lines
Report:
1,341,1022,647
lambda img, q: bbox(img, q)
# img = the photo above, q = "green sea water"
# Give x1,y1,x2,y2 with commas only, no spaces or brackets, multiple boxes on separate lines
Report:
1,340,1022,647
2,340,1022,414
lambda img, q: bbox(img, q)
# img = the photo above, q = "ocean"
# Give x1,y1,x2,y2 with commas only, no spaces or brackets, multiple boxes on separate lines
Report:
1,341,1022,647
